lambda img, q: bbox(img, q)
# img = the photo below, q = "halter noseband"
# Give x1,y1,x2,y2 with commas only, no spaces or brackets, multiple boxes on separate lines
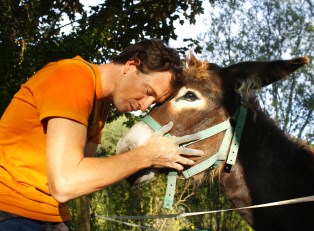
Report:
141,104,248,209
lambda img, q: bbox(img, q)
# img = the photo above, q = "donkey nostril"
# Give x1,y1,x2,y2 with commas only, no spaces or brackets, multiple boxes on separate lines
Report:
127,143,138,151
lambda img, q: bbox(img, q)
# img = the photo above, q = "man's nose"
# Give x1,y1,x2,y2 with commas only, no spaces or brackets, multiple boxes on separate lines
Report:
139,96,155,112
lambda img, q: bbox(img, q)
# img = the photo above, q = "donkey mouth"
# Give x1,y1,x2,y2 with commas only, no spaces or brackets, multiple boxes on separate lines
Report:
116,121,160,185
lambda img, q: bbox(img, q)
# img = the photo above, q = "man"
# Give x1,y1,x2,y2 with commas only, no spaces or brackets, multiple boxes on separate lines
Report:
0,39,203,230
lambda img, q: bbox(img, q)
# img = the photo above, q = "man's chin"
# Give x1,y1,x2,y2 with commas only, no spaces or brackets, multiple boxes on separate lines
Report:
112,103,138,113
112,104,126,113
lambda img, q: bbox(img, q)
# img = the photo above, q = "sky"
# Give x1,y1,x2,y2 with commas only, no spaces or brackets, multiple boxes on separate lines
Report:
169,2,211,47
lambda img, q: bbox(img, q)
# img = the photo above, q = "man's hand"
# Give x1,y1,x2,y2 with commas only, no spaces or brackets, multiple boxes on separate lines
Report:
143,122,204,171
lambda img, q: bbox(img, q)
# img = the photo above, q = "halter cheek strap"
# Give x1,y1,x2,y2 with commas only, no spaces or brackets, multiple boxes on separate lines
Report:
141,105,248,209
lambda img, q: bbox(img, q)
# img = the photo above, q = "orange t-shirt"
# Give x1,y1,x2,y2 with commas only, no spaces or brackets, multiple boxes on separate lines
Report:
0,56,107,222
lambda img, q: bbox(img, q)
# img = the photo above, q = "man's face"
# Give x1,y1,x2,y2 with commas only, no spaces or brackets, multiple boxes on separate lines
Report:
112,65,173,113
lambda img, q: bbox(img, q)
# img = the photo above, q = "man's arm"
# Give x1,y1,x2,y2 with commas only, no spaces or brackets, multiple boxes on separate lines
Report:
46,117,203,203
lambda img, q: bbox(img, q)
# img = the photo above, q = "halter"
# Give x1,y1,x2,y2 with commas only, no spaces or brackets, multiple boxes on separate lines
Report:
141,104,248,209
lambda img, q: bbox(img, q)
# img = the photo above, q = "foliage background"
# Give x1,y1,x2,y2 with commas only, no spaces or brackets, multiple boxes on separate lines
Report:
1,0,313,230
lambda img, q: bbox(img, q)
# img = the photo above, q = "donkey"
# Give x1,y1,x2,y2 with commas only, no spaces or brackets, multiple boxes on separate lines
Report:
116,54,314,231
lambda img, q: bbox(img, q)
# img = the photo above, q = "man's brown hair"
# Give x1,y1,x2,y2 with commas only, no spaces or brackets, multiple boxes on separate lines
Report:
112,39,184,94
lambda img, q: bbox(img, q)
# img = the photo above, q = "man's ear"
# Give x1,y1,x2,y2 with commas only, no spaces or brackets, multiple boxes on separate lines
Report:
123,58,141,74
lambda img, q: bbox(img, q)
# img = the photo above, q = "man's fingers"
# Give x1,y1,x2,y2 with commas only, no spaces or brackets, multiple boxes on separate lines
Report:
179,147,204,156
174,133,202,145
154,121,173,136
169,163,185,172
146,122,205,171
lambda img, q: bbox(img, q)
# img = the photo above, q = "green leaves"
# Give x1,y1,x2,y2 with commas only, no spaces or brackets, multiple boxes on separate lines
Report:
202,0,314,143
0,0,206,115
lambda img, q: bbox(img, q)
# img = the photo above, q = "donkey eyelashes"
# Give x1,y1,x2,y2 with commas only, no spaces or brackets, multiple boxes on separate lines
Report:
170,87,207,111
176,91,199,102
183,91,199,101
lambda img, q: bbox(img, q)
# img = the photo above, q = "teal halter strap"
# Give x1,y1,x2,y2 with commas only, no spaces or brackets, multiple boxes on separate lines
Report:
141,116,163,132
140,105,248,209
183,105,248,177
141,115,232,144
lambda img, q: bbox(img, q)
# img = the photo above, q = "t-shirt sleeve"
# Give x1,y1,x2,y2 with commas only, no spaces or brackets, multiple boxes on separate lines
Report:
35,62,95,126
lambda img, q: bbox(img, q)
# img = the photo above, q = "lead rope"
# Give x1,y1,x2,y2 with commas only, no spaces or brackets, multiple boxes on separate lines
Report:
141,105,248,209
95,195,314,221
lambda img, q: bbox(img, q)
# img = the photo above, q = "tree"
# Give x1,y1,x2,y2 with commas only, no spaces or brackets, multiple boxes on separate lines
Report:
0,0,208,116
0,0,83,113
201,0,313,142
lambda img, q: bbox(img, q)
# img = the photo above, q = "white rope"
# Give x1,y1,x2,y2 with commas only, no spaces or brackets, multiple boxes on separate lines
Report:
95,195,314,220
94,215,156,230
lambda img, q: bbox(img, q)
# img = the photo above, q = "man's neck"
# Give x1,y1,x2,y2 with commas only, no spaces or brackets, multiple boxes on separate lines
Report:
95,62,123,100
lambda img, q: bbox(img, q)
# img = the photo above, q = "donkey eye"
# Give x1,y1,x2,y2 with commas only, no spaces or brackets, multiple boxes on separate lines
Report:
182,91,199,101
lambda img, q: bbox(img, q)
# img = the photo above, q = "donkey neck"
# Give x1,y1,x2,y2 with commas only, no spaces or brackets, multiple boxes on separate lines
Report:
221,107,314,230
241,108,298,160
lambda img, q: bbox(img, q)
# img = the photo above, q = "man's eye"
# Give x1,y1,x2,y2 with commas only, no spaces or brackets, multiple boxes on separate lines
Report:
182,91,199,101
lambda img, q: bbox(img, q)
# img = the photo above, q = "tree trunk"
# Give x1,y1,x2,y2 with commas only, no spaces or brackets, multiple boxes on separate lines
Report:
75,196,90,231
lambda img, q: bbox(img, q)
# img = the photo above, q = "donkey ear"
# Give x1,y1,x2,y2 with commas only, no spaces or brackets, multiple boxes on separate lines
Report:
186,52,201,67
222,56,310,88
